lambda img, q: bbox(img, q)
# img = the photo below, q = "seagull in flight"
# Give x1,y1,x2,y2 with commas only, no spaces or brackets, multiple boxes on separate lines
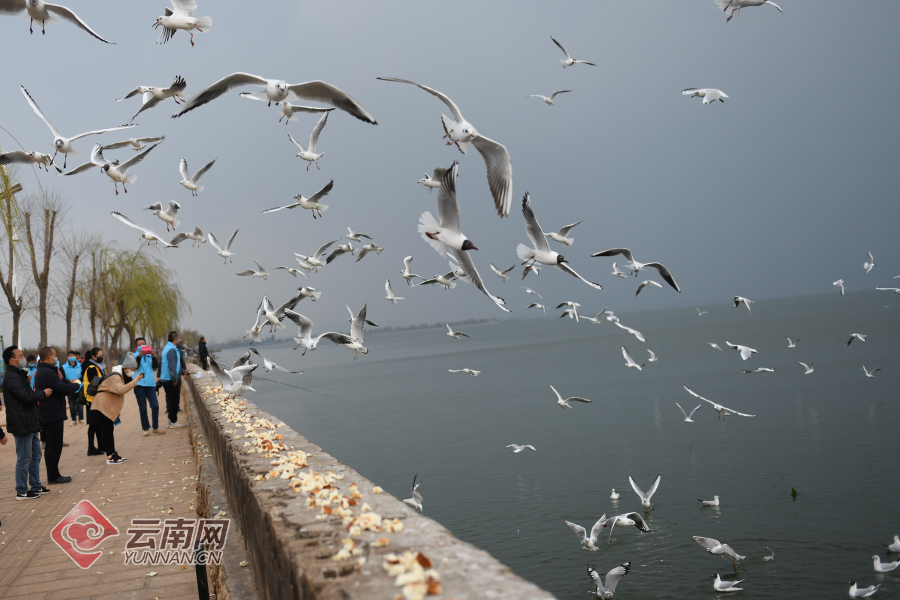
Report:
725,341,757,361
345,228,372,242
286,112,328,171
169,226,205,248
715,0,783,22
550,36,596,67
676,402,701,423
622,346,644,371
587,563,631,598
262,180,334,220
521,264,541,279
710,574,743,592
564,518,604,556
402,474,423,512
848,582,881,598
551,385,591,409
697,308,708,316
417,167,449,190
208,357,256,397
528,90,572,106
376,77,512,217
847,333,867,347
207,229,239,263
786,337,799,348
647,349,658,362
272,266,308,279
692,535,746,567
682,88,729,104
522,287,542,299
876,287,900,295
616,322,645,342
599,512,650,545
240,94,333,123
20,86,135,168
612,263,627,278
591,247,679,292
709,342,723,351
117,76,188,122
294,239,338,271
153,0,212,46
635,280,664,297
582,311,608,324
864,252,876,273
556,301,580,322
340,305,369,360
288,311,352,355
179,157,216,195
733,296,754,313
490,263,515,282
110,212,176,248
505,444,536,454
544,221,582,246
326,242,355,265
526,303,546,313
519,194,602,289
355,243,382,262
416,270,457,290
248,348,301,374
101,137,167,153
449,368,480,376
400,256,423,285
683,385,756,419
834,279,845,296
1,0,114,42
0,150,61,172
254,292,306,333
384,280,404,304
863,366,882,378
743,367,775,373
172,73,377,123
798,361,814,375
143,200,181,231
446,324,469,339
61,142,161,195
236,260,267,280
629,475,661,508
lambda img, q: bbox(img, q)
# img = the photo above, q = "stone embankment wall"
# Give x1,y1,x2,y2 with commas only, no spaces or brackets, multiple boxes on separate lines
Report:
187,370,557,600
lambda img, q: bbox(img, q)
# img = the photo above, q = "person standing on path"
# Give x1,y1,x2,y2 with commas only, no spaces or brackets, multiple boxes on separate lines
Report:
93,355,142,465
2,346,53,500
82,348,106,456
61,350,83,426
33,348,80,484
198,336,209,371
160,331,186,428
133,337,165,436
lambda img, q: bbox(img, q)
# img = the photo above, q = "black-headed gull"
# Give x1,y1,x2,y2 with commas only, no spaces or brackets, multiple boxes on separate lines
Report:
591,247,679,292
240,93,333,123
2,0,113,42
519,194,602,289
154,0,212,46
355,244,382,262
400,256,423,285
235,260,267,280
340,304,369,360
272,266,307,279
505,444,536,453
208,357,256,397
101,136,167,152
733,296,754,313
254,293,305,333
417,167,449,190
143,200,180,231
848,582,880,598
863,366,882,378
709,342,723,351
415,270,457,290
583,311,608,324
449,368,480,376
325,242,354,264
286,112,328,171
169,226,205,247
0,150,60,172
377,77,512,217
600,512,650,544
834,279,845,296
610,489,619,500
179,157,216,195
786,336,799,348
288,310,351,355
556,301,580,322
847,333,867,346
522,286,542,299
564,518,604,556
647,349,658,362
864,252,876,273
635,280,663,297
872,555,900,573
743,367,774,373
682,88,729,104
402,474,423,512
61,142,160,195
622,346,644,370
587,563,630,598
629,475,660,508
550,37,596,67
715,0,783,22
560,308,578,320
528,90,572,105
263,180,334,220
297,287,320,302
676,402,701,423
110,212,176,247
526,303,546,313
710,574,743,592
692,535,746,566
798,361,814,374
545,221,582,246
21,86,134,168
885,536,900,553
345,228,372,242
490,263,515,281
208,228,239,263
699,496,720,507
521,264,541,279
683,385,756,419
551,384,591,408
616,322,645,342
384,279,403,304
697,308,708,316
117,76,188,122
611,263,627,278
446,324,469,339
172,73,377,123
876,287,900,295
248,348,301,374
725,340,757,360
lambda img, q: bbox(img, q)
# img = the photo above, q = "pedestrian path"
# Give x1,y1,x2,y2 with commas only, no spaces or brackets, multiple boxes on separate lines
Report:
0,383,200,599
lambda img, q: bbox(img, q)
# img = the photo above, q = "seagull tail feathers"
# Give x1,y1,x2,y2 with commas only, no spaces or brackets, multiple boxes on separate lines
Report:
172,218,181,230
418,211,447,257
125,174,138,184
316,204,328,213
516,243,534,262
309,290,322,301
194,16,213,30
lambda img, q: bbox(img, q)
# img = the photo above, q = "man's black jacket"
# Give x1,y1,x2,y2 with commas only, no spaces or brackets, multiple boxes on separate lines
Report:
2,365,45,435
33,362,79,425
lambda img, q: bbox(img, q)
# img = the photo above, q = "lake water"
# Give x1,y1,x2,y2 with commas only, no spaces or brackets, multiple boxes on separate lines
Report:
225,290,899,599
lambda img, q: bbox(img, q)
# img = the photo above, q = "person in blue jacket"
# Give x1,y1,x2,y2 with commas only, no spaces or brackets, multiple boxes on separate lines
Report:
159,331,186,429
133,337,165,436
61,350,83,426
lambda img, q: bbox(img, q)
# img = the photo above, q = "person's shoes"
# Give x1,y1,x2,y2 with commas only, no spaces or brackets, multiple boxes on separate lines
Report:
168,421,185,429
106,455,127,465
37,486,50,494
16,491,40,500
142,430,149,437
62,442,69,447
78,418,84,424
49,476,72,484
152,428,166,434
87,448,104,456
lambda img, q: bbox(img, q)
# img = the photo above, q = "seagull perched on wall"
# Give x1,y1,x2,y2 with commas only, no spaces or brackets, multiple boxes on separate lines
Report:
117,76,188,122
591,247,679,292
402,474,423,512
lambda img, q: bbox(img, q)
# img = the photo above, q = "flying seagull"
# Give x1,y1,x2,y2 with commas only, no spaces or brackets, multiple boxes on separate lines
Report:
61,142,160,195
325,242,355,265
786,337,799,348
417,167,449,191
286,112,328,171
582,311,608,324
263,180,334,220
169,226,205,248
288,310,352,355
294,239,338,271
356,243,383,262
179,157,216,195
696,308,708,316
715,0,783,22
587,563,631,599
400,256,423,285
733,296,754,313
564,518,604,556
622,346,644,370
545,221,582,246
591,247,679,292
526,303,546,313
272,266,307,278
629,475,661,508
647,349,658,362
490,263,515,282
863,366,882,379
834,279,845,296
616,322,645,342
612,263,627,278
676,402,701,423
345,228,372,242
384,279,404,304
448,368,480,376
0,150,60,172
709,342,723,351
550,36,596,67
208,228,239,263
682,88,729,104
110,212,176,248
522,286,542,299
725,341,757,361
556,301,580,322
798,361,814,375
742,367,775,373
864,252,876,273
599,512,650,545
376,77,512,217
528,90,572,105
248,348,301,374
635,280,664,297
154,0,212,46
143,200,181,231
1,0,113,42
117,76,188,122
505,444,536,454
240,94,333,123
551,384,591,409
235,260,267,280
875,287,900,295
446,324,469,339
683,385,756,419
847,333,867,347
692,535,746,567
402,474,423,512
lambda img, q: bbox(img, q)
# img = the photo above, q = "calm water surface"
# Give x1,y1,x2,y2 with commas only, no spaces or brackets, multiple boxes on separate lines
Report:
224,291,899,599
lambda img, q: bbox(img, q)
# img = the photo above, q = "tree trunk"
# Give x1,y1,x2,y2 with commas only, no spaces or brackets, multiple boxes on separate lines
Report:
24,208,57,348
65,252,79,351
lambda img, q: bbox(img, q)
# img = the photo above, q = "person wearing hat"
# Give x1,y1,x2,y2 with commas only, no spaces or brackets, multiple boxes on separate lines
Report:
91,354,142,465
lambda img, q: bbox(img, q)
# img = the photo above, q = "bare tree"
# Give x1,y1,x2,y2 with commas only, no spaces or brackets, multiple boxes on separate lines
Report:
0,162,28,345
55,227,95,351
22,189,68,347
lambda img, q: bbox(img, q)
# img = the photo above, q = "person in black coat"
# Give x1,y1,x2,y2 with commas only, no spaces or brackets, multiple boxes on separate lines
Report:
33,347,80,484
2,346,52,500
82,347,106,456
198,337,209,371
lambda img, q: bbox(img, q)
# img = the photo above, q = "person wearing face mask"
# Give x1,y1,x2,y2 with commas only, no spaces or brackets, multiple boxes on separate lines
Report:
132,337,164,437
2,346,53,499
33,347,81,484
61,350,84,426
26,355,37,389
92,354,142,465
82,348,106,456
160,331,186,429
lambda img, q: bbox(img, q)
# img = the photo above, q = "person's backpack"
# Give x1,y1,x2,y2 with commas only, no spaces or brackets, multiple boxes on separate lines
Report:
80,366,107,405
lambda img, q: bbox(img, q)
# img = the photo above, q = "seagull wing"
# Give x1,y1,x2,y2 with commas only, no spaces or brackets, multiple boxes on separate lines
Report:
622,346,636,366
286,80,377,124
588,518,606,545
557,262,603,290
675,402,688,419
130,94,163,122
286,130,306,152
207,232,224,253
170,0,197,16
308,179,335,204
110,211,151,235
224,228,239,251
692,536,721,553
307,112,328,153
683,385,713,405
173,73,271,118
143,202,164,212
68,124,137,143
350,304,367,342
117,142,161,174
591,247,635,262
179,158,191,181
435,162,461,232
431,167,449,180
471,135,513,218
0,150,31,166
190,158,217,184
557,221,582,236
318,332,354,346
20,86,60,138
168,232,189,246
500,265,515,274
451,248,510,312
0,1,26,16
604,562,631,594
689,404,701,418
645,475,661,500
644,262,680,292
43,3,114,43
564,521,587,545
522,287,542,299
550,36,571,60
60,160,99,176
628,476,647,501
723,406,756,417
166,199,180,213
566,397,591,403
386,279,394,296
521,193,550,252
376,77,463,122
208,357,235,386
284,309,313,337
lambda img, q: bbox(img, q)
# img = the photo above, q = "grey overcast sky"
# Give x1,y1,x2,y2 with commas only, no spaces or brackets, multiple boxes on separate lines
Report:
2,0,898,346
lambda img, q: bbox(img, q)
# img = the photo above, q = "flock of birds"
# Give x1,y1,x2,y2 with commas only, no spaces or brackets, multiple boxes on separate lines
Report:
1,1,896,598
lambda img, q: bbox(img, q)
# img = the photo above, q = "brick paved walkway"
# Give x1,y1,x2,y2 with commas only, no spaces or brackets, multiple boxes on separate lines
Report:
0,379,200,600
